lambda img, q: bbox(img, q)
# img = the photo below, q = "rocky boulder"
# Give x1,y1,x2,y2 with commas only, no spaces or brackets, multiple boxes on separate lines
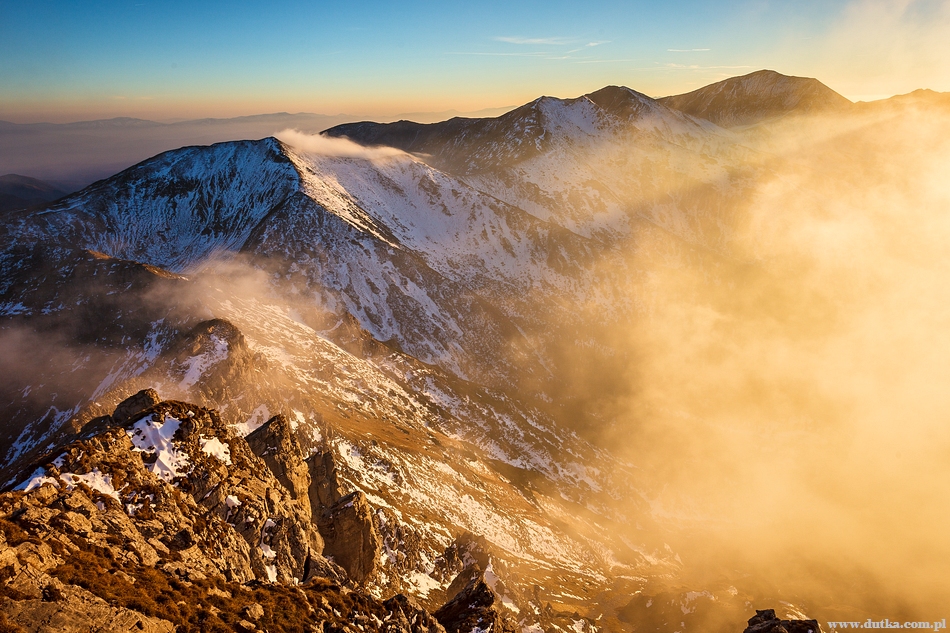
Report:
433,571,516,633
318,490,382,584
112,388,162,426
307,449,344,512
745,609,823,633
246,413,314,518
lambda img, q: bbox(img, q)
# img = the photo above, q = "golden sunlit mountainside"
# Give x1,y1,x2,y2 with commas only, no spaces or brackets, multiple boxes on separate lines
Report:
1,15,949,628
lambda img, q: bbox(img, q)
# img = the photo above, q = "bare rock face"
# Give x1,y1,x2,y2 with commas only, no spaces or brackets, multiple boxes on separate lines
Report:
246,414,314,519
307,449,344,512
433,571,516,633
166,319,261,417
318,490,383,584
745,609,823,633
112,388,162,426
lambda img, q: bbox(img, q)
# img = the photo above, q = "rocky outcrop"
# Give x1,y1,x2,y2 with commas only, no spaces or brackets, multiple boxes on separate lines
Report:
318,490,383,584
246,414,314,519
0,389,526,632
11,393,327,585
0,561,176,633
433,571,516,633
166,319,260,411
383,594,447,633
307,449,344,512
744,609,822,633
111,388,162,426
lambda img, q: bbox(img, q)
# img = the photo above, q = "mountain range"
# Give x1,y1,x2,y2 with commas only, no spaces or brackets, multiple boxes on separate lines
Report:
0,107,515,193
1,69,947,632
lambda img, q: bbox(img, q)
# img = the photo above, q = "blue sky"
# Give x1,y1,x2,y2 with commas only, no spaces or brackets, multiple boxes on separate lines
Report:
2,0,948,122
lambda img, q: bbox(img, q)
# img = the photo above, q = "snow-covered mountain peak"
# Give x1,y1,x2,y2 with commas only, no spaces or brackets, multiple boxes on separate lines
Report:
5,137,301,272
323,85,713,178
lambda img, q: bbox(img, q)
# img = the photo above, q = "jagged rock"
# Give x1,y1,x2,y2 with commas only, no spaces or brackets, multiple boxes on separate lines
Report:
383,594,447,633
246,414,314,518
441,563,482,606
745,609,822,633
433,572,516,633
430,532,500,609
0,391,534,632
372,506,440,602
318,491,382,584
307,449,344,511
112,388,162,426
169,319,255,405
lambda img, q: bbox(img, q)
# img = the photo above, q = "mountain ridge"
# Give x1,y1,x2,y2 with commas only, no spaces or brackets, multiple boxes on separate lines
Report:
3,68,942,630
658,69,852,127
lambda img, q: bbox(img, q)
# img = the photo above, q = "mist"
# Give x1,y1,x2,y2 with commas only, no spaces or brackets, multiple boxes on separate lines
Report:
275,129,408,160
589,103,950,617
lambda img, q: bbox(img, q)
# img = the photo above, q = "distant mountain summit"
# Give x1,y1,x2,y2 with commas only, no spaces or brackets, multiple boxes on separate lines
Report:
325,71,850,169
659,69,852,127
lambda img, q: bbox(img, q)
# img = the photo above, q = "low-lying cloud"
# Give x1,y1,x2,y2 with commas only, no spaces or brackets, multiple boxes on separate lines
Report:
588,103,950,617
275,129,406,160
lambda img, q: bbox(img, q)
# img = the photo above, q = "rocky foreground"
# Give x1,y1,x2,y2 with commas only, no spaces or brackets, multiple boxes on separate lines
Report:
0,388,826,632
0,389,523,633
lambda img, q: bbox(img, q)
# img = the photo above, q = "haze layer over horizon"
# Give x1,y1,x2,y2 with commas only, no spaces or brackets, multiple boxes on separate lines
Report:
2,0,949,123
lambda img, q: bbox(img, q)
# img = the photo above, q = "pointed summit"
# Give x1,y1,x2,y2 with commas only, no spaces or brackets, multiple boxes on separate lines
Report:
659,69,852,127
584,85,659,119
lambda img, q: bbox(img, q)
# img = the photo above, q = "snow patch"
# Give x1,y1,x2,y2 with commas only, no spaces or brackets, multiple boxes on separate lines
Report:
235,404,270,437
61,469,121,501
404,571,443,599
179,334,229,388
127,414,191,481
200,436,232,465
14,467,119,502
14,468,58,492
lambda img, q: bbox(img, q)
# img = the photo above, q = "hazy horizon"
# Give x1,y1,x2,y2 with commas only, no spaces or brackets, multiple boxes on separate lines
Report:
3,0,949,124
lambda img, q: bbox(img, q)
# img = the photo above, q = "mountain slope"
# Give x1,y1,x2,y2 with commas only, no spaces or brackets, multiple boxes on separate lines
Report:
0,131,675,631
6,73,919,630
3,139,299,272
659,69,852,127
0,174,69,212
326,85,754,246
